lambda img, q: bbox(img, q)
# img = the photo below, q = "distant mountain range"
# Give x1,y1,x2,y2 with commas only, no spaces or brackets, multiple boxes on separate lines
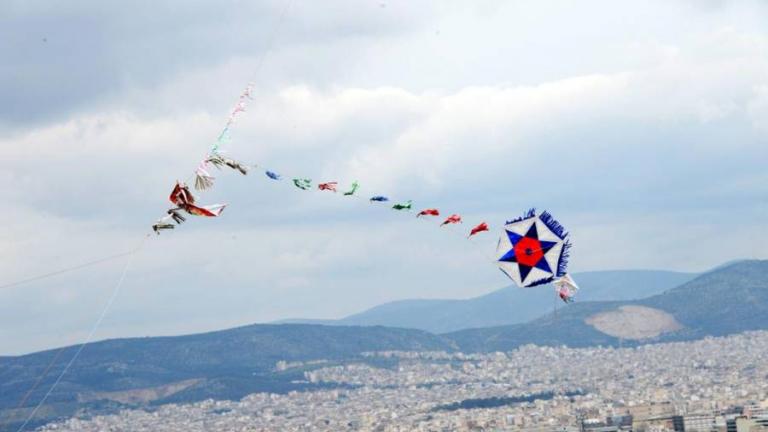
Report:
279,270,699,332
2,260,764,432
448,260,768,351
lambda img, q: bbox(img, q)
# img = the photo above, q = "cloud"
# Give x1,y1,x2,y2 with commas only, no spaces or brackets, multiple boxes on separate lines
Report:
1,1,767,354
0,0,431,128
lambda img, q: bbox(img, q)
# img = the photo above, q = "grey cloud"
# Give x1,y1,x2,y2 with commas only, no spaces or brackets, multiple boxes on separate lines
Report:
0,0,429,128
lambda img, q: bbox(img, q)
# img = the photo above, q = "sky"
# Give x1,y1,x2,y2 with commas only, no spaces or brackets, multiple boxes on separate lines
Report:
1,0,766,355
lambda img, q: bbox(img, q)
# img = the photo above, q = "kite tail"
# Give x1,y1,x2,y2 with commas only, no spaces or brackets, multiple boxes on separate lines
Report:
506,208,536,224
539,211,569,240
557,239,572,277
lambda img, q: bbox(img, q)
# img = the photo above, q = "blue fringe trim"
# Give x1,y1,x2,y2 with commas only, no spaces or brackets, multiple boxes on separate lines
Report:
538,211,568,240
506,208,536,225
557,239,572,277
526,276,555,288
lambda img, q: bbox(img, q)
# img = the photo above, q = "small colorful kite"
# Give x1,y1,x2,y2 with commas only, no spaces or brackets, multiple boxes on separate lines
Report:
318,182,338,192
266,171,282,180
417,208,440,218
370,196,389,202
553,273,579,303
293,178,312,190
152,215,175,234
468,222,489,238
212,128,231,153
194,165,216,191
167,208,186,224
343,181,359,196
168,181,227,219
496,209,571,288
169,181,196,207
392,200,412,211
441,214,462,226
207,154,249,175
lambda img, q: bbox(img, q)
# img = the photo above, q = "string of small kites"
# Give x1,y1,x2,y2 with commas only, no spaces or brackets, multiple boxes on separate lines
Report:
152,83,580,303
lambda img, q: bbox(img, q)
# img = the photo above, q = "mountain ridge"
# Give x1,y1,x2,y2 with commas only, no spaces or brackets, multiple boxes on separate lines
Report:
446,260,768,351
279,269,699,332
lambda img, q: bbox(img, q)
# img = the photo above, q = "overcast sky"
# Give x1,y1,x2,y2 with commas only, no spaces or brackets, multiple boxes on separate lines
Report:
1,0,766,354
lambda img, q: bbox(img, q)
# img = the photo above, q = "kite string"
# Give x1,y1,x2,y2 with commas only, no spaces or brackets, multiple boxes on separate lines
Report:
15,234,149,432
15,346,67,410
0,249,140,291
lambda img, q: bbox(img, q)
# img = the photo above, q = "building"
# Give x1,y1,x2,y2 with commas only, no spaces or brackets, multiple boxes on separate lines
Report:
685,413,717,432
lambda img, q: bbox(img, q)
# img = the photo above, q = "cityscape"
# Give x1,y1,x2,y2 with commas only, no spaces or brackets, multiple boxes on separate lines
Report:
42,331,768,432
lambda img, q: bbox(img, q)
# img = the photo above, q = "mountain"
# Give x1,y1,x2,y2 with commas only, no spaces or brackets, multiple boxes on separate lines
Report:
0,324,453,432
447,260,768,352
281,270,698,333
2,262,762,431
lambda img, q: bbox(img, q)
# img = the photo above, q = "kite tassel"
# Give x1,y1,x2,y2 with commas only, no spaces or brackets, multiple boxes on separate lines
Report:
527,277,555,288
222,158,249,175
539,211,569,240
168,209,186,224
152,216,176,234
206,154,226,170
557,239,572,277
194,169,215,191
506,208,536,224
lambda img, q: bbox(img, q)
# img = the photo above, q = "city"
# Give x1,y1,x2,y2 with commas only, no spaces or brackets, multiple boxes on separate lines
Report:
42,331,768,432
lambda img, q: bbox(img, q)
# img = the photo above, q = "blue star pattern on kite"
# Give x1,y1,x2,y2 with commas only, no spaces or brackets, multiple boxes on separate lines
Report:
496,209,571,288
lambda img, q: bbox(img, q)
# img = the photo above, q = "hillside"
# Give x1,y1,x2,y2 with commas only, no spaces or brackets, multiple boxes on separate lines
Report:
2,261,763,431
0,324,453,431
282,270,698,332
447,260,768,352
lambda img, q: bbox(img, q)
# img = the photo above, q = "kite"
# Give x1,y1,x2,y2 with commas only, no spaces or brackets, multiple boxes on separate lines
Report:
496,209,571,288
183,203,227,217
194,165,216,191
392,200,412,211
224,83,254,127
150,81,580,289
167,208,186,224
169,181,196,207
343,181,359,196
152,215,175,234
168,181,227,219
468,222,489,238
206,154,249,175
553,273,579,303
318,182,338,192
212,128,231,153
441,214,462,226
293,178,312,190
417,208,440,218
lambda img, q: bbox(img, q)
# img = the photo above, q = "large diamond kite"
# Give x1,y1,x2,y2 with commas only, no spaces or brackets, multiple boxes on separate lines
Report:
496,209,571,288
